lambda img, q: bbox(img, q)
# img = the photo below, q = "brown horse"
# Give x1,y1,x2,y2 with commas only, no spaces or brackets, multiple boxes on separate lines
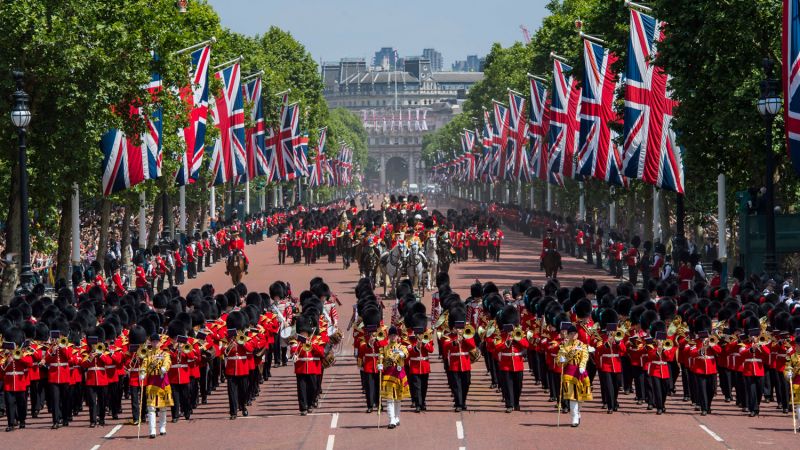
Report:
542,250,562,279
226,250,246,286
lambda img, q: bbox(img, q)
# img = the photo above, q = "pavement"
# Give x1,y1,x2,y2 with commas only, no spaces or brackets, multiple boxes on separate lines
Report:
5,202,799,449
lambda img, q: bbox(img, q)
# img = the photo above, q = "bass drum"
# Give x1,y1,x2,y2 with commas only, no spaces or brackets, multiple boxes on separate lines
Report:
280,325,295,340
321,351,336,369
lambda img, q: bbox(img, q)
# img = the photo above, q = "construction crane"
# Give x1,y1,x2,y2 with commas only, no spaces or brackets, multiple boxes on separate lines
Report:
520,25,531,44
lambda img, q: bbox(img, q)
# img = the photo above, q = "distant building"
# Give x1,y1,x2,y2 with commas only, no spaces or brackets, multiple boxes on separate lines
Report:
373,47,397,70
451,55,484,72
322,57,483,190
422,48,443,72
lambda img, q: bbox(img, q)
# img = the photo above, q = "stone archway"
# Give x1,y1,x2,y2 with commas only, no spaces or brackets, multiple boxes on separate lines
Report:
384,156,409,190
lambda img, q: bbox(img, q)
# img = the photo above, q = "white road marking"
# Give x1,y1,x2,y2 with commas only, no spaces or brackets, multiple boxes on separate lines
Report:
104,424,123,439
459,447,466,450
456,420,464,440
326,434,335,450
699,425,724,442
90,445,101,450
330,413,339,429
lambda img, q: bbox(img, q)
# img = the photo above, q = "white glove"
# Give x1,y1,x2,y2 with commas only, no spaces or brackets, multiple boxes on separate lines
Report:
139,372,146,381
377,364,384,372
579,368,586,375
787,370,794,380
558,356,567,364
160,367,167,375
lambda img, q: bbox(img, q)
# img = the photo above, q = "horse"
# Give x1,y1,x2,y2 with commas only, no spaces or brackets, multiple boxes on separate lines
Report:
437,238,455,274
338,233,353,270
362,244,382,287
408,242,427,297
379,243,409,298
226,250,246,285
542,249,562,279
423,235,439,290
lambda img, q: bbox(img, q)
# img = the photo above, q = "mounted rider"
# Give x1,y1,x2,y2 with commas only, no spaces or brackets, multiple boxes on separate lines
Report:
226,226,249,274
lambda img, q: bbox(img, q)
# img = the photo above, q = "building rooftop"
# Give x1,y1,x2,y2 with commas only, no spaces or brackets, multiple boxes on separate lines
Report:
430,72,484,83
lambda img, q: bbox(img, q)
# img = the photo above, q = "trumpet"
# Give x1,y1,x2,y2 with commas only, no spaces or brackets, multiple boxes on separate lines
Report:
419,330,433,344
181,343,193,354
613,330,626,342
463,324,476,340
512,326,525,342
57,336,71,348
93,342,107,354
661,339,674,351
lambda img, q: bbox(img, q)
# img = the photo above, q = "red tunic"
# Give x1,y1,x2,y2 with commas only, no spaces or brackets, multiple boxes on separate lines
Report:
442,334,476,372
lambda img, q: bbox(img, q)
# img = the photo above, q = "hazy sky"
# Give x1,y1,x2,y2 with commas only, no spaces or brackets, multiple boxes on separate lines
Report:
207,0,549,67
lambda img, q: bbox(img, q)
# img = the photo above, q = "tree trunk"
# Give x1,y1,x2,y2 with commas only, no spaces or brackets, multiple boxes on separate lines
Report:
147,194,162,249
97,198,112,267
55,196,72,282
660,193,673,244
1,160,21,304
187,200,199,237
643,188,653,243
198,184,209,234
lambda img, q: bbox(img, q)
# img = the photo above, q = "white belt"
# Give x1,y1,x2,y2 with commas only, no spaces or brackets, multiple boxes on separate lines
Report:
601,354,620,358
5,371,24,376
776,354,787,358
651,361,667,365
450,352,469,357
410,357,429,361
298,358,320,362
226,356,247,361
87,367,105,371
499,352,522,357
129,368,140,372
745,358,762,363
49,363,68,367
698,356,714,360
365,353,380,357
106,365,116,369
171,364,188,369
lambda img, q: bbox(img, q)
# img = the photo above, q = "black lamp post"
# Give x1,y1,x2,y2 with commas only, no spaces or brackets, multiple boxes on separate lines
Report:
757,58,781,277
10,70,32,291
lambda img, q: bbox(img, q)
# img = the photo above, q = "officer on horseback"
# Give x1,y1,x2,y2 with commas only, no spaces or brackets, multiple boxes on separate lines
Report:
225,227,249,275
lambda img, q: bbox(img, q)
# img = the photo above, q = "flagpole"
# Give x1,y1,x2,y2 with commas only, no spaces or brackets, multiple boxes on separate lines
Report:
578,182,585,221
530,184,535,210
172,37,217,56
212,55,243,71
609,187,617,229
210,186,216,224
138,192,147,249
245,180,251,216
546,183,552,212
652,186,661,242
624,0,653,13
179,185,186,234
242,70,264,82
71,183,80,268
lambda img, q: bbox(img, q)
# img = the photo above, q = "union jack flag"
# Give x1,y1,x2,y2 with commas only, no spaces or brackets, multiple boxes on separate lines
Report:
784,0,800,174
479,109,494,182
213,63,246,184
577,40,627,186
308,127,327,187
622,9,684,193
508,90,530,181
528,76,562,186
294,133,310,178
492,101,511,179
175,45,210,186
464,129,477,153
276,102,300,181
245,77,269,180
101,53,162,196
548,60,582,180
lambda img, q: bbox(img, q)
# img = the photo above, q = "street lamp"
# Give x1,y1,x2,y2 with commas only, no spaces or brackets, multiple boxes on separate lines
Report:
757,58,781,277
11,70,32,292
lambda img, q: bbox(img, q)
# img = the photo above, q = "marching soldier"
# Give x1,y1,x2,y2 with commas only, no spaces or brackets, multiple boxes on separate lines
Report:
277,227,288,265
380,327,410,429
290,316,325,416
141,333,173,439
488,305,528,413
557,322,592,427
442,307,476,412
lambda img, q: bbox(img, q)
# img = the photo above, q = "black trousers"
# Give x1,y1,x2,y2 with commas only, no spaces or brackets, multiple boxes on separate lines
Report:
171,383,191,419
86,385,107,424
199,366,210,402
226,375,248,415
187,261,196,278
599,371,621,411
650,377,670,411
107,381,122,416
628,265,638,286
364,372,379,408
498,370,522,408
718,367,732,400
129,386,142,423
296,374,317,412
48,383,71,425
632,366,649,402
449,371,471,408
744,375,763,413
695,374,716,412
4,391,27,427
29,379,45,415
278,250,286,265
775,370,790,410
408,373,429,407
175,266,185,285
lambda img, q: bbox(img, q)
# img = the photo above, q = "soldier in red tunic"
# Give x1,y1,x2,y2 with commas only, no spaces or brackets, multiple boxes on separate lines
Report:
487,305,528,413
227,231,249,274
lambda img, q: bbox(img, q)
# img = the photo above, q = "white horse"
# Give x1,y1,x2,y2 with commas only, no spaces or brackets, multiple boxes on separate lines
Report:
423,235,439,290
408,241,428,297
379,243,409,298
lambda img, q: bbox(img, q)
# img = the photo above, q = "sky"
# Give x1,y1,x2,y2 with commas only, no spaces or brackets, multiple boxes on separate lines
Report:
206,0,549,68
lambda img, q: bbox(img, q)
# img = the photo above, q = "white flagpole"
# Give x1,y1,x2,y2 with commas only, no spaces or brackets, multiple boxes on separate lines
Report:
245,180,251,215
138,192,146,248
210,186,216,225
179,185,186,234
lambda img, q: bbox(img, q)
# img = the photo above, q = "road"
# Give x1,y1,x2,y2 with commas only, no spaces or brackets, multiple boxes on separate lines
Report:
5,206,797,450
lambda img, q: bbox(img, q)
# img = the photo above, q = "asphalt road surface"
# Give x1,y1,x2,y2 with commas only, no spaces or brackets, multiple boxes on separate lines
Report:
5,205,798,450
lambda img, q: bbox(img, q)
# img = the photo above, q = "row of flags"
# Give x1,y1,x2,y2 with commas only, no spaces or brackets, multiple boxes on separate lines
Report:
101,45,354,196
361,108,429,132
433,8,685,195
